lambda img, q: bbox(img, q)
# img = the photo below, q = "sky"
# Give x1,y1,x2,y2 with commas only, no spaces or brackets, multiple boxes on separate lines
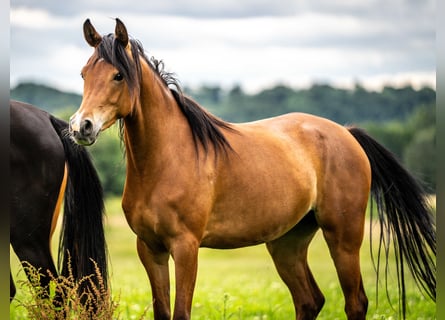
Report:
10,0,436,94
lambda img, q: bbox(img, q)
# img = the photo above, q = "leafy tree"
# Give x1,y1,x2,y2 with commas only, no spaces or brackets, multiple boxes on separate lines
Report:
363,121,413,159
403,104,436,191
404,127,435,191
11,82,81,113
88,127,126,196
363,103,435,191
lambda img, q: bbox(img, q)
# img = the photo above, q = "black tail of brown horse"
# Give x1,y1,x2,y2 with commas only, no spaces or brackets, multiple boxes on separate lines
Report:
348,127,435,318
50,116,108,295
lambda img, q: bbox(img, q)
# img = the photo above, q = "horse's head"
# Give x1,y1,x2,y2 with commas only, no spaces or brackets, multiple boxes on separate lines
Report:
70,18,137,145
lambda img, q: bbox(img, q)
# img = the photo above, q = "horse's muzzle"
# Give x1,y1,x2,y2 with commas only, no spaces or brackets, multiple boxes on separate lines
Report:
69,118,97,146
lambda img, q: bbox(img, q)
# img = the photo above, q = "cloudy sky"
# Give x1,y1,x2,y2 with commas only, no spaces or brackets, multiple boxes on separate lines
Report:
10,0,435,94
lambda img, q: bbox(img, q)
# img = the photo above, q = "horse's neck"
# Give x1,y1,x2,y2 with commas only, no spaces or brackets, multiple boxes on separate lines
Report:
123,68,192,177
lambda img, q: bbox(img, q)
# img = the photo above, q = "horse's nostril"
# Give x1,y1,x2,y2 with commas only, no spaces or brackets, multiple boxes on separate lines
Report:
80,119,93,136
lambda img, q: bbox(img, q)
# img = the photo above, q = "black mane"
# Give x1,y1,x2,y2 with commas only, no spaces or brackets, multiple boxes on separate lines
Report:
95,34,235,157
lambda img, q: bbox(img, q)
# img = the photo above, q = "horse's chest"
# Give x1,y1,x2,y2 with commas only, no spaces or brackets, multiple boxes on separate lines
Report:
121,195,159,237
121,189,201,246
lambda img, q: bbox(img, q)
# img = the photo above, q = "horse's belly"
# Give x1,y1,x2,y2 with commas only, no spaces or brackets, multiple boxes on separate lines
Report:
201,212,305,249
200,193,314,249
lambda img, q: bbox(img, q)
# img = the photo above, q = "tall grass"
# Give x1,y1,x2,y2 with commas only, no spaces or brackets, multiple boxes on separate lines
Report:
10,196,436,319
11,257,118,320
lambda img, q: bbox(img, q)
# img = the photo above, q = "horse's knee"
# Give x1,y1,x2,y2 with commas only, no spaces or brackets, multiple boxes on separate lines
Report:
298,305,320,320
154,311,171,320
297,295,325,320
315,293,325,313
344,295,368,320
345,308,367,320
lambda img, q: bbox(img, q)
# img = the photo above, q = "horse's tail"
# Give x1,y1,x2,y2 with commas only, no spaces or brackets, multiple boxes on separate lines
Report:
50,116,108,292
348,127,435,317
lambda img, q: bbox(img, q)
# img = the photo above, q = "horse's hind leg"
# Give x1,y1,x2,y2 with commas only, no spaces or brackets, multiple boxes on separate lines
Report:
266,212,324,320
12,242,58,294
317,201,368,319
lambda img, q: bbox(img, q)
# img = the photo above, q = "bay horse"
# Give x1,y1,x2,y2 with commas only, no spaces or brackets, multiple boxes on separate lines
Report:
10,100,108,306
69,19,435,320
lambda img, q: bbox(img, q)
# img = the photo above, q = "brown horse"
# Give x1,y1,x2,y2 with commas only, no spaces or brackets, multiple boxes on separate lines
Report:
70,19,435,320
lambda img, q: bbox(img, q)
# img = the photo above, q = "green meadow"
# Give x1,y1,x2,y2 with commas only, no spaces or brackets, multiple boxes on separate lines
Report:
10,197,436,319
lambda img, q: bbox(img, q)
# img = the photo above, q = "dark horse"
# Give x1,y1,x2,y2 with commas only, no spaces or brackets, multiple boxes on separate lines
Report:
70,19,435,320
10,100,108,305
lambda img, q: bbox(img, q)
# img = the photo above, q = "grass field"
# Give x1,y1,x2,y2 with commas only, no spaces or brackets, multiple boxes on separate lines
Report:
10,197,436,319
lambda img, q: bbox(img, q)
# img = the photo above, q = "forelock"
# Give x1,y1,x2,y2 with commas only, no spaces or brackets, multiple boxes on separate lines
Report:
95,34,142,99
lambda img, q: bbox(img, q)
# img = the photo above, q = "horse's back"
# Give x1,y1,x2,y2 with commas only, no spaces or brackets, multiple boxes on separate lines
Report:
11,100,64,147
232,112,370,181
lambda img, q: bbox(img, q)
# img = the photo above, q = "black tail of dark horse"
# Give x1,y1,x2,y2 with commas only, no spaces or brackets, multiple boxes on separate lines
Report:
348,127,436,318
50,116,108,295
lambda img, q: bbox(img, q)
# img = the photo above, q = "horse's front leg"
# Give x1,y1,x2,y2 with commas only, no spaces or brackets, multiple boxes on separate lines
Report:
170,236,200,320
136,237,171,320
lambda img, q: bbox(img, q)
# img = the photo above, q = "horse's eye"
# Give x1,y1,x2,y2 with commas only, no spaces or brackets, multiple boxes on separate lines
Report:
80,72,84,80
114,73,123,81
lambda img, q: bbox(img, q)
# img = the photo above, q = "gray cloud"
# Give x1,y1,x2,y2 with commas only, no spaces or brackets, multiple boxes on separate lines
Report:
11,0,435,19
11,0,301,18
10,0,436,93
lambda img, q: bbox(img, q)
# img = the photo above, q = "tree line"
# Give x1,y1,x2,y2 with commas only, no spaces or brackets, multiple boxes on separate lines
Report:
11,82,436,195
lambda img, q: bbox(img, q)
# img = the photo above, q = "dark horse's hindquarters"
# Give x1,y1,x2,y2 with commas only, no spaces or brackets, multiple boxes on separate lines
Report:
10,100,108,306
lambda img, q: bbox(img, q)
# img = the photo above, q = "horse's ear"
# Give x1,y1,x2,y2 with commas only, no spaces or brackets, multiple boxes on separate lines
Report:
115,18,129,47
83,19,102,47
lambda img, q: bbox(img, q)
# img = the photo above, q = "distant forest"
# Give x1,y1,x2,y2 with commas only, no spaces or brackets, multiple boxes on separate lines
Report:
11,81,436,194
11,81,435,124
